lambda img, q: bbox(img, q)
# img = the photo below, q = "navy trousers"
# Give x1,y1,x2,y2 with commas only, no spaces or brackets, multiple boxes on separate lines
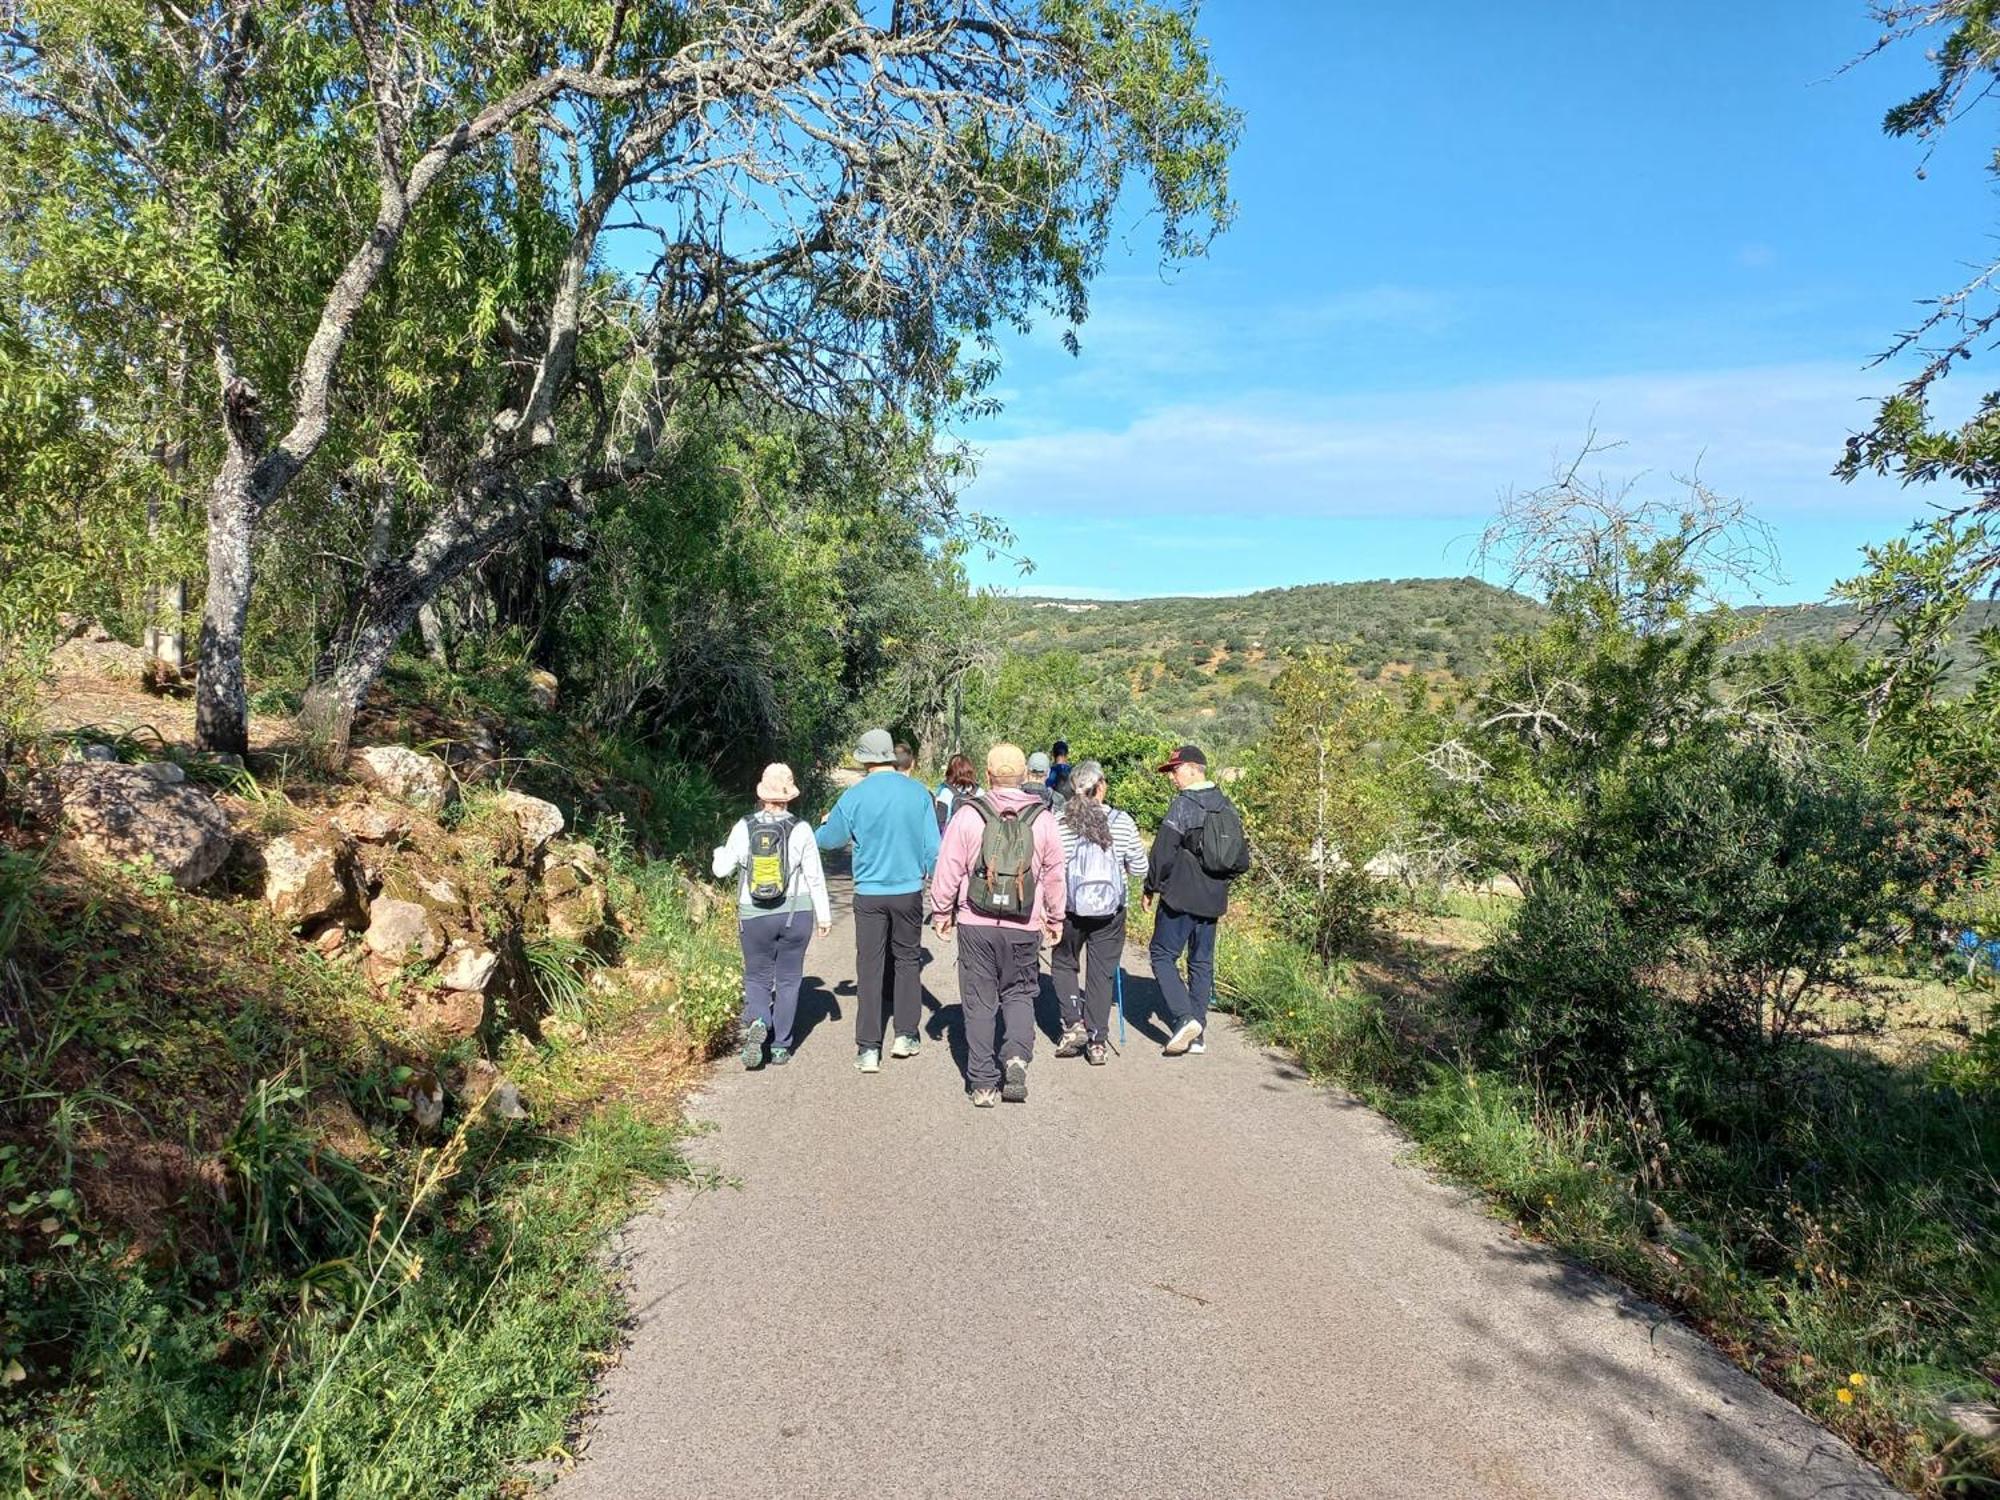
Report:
739,910,813,1050
1149,904,1217,1031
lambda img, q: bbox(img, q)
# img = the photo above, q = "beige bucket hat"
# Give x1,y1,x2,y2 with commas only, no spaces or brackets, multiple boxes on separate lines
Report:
756,762,802,802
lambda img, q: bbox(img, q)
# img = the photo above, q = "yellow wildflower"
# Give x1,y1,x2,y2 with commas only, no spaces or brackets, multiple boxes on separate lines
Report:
1836,1388,1855,1406
1848,1372,1866,1389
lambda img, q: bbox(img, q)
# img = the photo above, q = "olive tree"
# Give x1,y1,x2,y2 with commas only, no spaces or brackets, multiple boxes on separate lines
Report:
4,1,1237,755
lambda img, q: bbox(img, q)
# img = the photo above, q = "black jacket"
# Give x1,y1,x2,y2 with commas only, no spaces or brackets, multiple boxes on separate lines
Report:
1145,785,1236,919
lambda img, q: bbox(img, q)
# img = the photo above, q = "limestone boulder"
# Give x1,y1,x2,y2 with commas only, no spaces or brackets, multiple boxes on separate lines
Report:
263,827,366,931
331,799,410,845
543,858,610,944
56,763,232,889
411,988,488,1042
496,790,564,856
363,898,445,965
436,942,499,994
350,746,455,813
450,1058,529,1120
526,669,559,712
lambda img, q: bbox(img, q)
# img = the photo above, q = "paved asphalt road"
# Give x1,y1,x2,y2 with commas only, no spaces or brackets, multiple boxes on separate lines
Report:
557,876,1893,1500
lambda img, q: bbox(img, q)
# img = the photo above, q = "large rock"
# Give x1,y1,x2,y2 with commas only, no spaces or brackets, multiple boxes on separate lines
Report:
56,764,232,889
49,623,149,683
350,746,455,813
410,988,488,1042
363,898,445,965
496,790,564,855
331,799,410,845
526,670,559,712
263,828,366,931
436,942,499,993
543,857,611,943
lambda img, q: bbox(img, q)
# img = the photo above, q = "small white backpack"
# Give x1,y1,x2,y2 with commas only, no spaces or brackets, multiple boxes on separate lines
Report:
1066,836,1124,919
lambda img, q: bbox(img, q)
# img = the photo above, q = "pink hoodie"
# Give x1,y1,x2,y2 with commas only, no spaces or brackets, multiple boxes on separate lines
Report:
930,786,1067,929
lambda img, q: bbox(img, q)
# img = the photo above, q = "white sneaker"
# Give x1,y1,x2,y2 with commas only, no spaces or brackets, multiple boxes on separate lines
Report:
1163,1018,1203,1056
1188,1039,1207,1055
856,1047,881,1074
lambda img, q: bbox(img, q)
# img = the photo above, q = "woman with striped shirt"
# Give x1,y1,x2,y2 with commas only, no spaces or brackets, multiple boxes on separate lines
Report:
1052,760,1149,1066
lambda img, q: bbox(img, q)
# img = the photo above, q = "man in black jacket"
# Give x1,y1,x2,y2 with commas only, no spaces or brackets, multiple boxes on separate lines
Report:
1143,744,1236,1056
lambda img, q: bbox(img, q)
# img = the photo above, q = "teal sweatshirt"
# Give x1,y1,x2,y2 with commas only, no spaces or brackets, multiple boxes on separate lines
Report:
815,770,941,896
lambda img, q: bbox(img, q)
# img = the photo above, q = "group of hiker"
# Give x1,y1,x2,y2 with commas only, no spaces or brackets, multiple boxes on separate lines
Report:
711,728,1251,1107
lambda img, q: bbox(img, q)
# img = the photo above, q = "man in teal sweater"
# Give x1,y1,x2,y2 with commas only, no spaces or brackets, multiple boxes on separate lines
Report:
817,728,942,1072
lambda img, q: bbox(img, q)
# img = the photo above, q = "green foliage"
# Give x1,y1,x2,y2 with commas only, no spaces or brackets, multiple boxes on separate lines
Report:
993,577,1547,753
0,839,693,1498
525,937,601,1023
1236,652,1401,956
1206,908,2000,1496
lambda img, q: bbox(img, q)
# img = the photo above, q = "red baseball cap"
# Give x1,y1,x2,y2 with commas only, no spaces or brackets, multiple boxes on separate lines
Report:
1156,744,1208,773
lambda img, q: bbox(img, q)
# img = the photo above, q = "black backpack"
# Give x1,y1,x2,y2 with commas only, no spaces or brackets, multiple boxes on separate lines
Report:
1189,798,1251,880
746,814,797,906
966,801,1044,920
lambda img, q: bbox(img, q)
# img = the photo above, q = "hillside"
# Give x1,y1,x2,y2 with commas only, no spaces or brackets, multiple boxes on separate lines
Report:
1733,599,2000,692
994,577,1548,750
991,579,2000,752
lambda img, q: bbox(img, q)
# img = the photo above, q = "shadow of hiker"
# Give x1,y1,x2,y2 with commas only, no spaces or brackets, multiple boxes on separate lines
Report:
792,970,842,1053
1115,960,1172,1045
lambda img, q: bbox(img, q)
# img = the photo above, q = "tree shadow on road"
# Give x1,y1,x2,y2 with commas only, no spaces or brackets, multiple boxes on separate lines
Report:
1416,1223,1890,1500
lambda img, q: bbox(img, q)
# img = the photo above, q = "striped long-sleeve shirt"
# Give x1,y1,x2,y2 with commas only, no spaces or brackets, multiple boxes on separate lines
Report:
1057,805,1149,910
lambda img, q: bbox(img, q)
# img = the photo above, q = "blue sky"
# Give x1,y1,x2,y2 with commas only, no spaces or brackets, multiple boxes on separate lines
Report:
957,2,1994,603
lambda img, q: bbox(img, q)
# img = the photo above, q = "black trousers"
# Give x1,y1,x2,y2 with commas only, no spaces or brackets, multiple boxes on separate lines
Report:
1052,908,1125,1039
853,891,924,1049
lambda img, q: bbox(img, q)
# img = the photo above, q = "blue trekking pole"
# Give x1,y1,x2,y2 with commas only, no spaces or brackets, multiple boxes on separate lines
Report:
1115,965,1127,1046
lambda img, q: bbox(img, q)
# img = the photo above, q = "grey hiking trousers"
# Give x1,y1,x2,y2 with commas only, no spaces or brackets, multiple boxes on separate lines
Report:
956,924,1041,1091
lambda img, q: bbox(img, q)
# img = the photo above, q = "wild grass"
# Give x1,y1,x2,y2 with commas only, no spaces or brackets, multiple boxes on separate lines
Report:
0,845,699,1498
1208,910,2000,1497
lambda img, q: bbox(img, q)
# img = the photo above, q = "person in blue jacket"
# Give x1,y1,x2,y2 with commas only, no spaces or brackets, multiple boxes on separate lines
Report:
817,728,942,1072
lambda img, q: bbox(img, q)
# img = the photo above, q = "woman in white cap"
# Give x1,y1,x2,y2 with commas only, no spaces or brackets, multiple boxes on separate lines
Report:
713,763,832,1069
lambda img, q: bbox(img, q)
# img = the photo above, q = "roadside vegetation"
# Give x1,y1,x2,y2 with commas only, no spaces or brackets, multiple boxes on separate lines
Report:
1172,465,2000,1495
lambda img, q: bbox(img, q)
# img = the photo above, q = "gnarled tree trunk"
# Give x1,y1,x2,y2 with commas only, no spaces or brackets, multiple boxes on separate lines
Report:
195,425,261,756
298,472,554,760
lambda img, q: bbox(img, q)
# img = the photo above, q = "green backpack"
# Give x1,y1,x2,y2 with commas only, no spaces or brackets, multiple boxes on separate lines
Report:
966,801,1043,921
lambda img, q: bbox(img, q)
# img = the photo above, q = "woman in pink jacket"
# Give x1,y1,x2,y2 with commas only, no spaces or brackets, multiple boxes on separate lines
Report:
930,743,1066,1107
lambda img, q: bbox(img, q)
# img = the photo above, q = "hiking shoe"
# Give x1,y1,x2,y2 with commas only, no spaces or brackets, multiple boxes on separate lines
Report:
856,1047,881,1074
970,1088,1000,1108
769,1047,793,1067
1002,1057,1029,1103
1163,1018,1203,1056
890,1033,921,1060
1053,1022,1088,1058
740,1019,769,1070
1085,1038,1108,1067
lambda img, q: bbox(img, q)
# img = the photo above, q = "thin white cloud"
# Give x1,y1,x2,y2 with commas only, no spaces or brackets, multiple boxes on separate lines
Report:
967,361,1940,523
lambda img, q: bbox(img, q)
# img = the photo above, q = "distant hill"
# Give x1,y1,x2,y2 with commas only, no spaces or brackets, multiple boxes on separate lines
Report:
1729,600,2000,692
1002,576,1547,677
993,578,1999,753
995,577,1548,751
